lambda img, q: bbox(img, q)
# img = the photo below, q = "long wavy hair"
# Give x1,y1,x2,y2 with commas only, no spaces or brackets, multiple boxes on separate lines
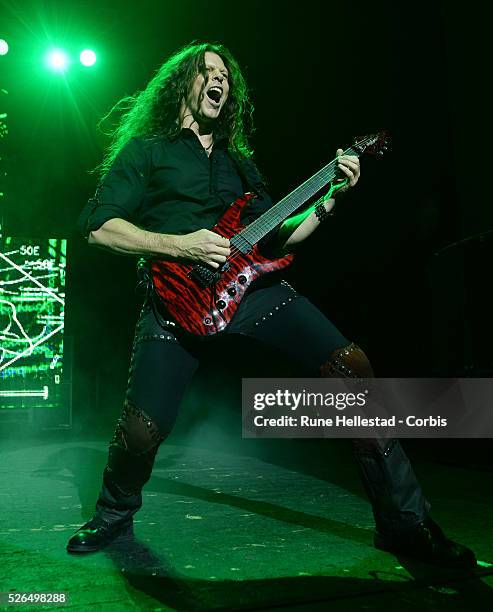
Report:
95,41,254,178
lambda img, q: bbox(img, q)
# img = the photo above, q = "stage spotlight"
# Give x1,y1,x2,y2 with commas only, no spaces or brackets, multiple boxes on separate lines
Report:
0,39,8,55
46,49,69,72
80,49,96,67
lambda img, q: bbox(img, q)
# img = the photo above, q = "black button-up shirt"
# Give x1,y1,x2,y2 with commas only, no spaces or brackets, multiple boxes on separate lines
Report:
77,128,275,240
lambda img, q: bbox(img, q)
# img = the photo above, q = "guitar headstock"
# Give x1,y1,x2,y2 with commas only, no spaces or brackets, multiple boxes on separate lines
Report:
350,131,390,158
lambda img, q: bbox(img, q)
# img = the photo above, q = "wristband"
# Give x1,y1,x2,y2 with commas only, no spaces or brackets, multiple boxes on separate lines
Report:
314,201,334,223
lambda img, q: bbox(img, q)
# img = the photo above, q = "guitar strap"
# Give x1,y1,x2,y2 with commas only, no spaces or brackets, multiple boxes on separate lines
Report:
136,258,181,333
229,152,266,199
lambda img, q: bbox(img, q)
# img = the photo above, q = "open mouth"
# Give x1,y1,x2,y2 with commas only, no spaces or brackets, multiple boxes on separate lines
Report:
206,86,223,105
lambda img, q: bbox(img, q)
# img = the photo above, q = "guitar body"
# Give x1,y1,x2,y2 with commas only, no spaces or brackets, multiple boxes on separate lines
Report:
150,193,295,336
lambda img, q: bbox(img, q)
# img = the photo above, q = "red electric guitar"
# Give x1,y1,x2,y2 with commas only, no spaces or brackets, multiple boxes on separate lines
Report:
151,132,389,336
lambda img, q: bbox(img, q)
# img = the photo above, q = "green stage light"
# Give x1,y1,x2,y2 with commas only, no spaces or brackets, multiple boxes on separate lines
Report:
46,48,69,72
80,49,96,66
0,39,8,55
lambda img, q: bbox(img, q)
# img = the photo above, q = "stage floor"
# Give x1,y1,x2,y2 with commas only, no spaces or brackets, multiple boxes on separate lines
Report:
0,433,492,611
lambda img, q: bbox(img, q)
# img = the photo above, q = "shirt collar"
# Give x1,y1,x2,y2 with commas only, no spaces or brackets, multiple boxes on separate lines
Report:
179,127,228,149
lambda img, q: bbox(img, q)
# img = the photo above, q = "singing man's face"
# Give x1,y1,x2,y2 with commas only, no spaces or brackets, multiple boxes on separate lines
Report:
186,51,230,124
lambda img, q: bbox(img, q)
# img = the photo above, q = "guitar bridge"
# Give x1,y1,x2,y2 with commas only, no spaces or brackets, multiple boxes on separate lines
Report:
188,264,220,288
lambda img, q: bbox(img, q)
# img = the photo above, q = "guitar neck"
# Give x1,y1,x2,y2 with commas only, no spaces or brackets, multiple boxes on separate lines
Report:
237,146,358,246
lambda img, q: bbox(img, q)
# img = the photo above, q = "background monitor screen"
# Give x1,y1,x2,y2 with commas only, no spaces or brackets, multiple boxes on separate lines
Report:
0,237,66,408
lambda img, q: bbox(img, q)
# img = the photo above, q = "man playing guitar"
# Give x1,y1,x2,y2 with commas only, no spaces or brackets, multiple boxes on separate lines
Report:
68,42,475,569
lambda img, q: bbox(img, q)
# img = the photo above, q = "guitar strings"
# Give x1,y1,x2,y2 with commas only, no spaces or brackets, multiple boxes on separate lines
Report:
209,136,374,269
239,136,376,245
222,138,373,266
224,158,338,263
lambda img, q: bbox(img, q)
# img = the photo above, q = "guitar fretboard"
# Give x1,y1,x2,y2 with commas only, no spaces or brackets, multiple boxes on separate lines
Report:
237,146,358,246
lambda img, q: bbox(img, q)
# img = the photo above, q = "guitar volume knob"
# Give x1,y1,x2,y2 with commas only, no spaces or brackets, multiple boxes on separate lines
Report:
238,275,247,284
217,300,226,310
227,287,237,296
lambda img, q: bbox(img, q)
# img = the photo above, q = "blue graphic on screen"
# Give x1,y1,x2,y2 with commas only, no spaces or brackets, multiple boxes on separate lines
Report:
0,237,66,408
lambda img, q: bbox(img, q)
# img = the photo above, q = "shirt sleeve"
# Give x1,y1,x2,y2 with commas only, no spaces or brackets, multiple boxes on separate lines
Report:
77,137,150,239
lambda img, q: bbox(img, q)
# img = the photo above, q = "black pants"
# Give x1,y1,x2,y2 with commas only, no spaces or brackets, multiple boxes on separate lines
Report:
97,280,431,536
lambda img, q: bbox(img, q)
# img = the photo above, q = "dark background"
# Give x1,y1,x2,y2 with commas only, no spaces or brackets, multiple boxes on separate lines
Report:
1,0,492,465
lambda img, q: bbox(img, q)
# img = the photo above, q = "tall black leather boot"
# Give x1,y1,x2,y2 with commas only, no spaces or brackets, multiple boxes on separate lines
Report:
320,343,476,568
352,437,431,534
67,400,165,554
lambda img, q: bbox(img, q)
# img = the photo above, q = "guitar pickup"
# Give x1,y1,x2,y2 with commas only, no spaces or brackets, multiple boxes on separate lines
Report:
188,264,220,288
